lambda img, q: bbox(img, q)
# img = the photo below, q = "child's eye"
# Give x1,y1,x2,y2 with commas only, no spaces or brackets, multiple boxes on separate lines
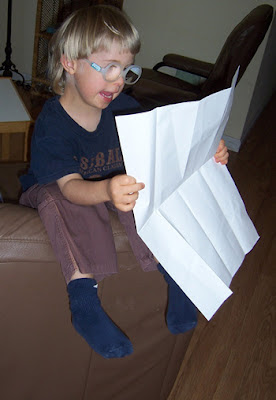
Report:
105,64,121,80
108,64,119,71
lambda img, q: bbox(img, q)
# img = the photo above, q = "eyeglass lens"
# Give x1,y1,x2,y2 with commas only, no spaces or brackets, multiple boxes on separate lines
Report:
104,64,121,81
125,67,140,84
105,64,140,84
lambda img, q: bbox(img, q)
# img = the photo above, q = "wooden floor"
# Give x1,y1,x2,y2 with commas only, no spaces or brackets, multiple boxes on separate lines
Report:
168,95,276,400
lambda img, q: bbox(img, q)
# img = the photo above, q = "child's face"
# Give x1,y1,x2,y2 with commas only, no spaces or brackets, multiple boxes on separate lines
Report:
70,41,135,111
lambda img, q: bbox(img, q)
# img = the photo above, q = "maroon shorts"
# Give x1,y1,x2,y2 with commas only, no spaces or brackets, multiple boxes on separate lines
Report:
19,183,157,283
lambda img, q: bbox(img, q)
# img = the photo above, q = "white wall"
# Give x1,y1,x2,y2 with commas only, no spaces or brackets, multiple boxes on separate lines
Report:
0,0,275,148
242,13,276,141
124,0,275,149
0,0,37,80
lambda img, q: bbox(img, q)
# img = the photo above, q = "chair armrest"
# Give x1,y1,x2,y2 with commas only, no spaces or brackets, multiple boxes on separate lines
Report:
155,54,214,78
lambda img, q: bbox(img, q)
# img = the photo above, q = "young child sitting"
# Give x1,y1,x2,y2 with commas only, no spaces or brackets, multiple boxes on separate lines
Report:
20,5,229,359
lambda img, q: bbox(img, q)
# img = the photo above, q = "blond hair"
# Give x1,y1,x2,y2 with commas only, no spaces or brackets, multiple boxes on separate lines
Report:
48,5,141,94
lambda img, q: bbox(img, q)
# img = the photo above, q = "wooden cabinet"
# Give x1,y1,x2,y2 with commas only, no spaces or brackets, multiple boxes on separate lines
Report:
31,0,124,96
0,78,32,161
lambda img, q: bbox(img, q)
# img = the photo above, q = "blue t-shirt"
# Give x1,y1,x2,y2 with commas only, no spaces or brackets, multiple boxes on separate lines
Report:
20,93,141,191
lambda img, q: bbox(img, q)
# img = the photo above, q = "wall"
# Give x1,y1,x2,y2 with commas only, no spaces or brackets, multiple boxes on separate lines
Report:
0,0,275,149
124,0,275,150
0,0,37,81
242,13,276,141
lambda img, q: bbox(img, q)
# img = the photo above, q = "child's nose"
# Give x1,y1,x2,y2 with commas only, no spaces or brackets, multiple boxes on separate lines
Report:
115,75,124,86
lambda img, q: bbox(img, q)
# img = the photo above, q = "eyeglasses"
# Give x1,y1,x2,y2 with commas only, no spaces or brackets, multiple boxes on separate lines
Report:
84,60,142,85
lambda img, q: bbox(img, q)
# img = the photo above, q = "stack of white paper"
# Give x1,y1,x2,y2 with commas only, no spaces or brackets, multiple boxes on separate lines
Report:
116,71,259,320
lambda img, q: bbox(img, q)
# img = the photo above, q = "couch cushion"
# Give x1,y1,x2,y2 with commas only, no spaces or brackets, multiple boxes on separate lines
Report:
0,203,137,267
0,203,56,262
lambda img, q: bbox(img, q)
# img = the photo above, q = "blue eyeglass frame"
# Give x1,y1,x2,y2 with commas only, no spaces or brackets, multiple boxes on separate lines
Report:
85,60,142,85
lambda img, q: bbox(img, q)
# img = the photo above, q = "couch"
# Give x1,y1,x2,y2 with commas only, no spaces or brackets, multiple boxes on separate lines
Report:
0,202,193,400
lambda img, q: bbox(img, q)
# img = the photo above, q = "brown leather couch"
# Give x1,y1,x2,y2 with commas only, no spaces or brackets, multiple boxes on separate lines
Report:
0,202,193,400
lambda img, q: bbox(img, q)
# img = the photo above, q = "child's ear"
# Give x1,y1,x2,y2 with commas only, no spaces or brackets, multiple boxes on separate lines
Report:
60,55,77,74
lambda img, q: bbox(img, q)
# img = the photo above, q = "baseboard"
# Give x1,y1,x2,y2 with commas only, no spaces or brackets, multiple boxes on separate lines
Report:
222,134,241,152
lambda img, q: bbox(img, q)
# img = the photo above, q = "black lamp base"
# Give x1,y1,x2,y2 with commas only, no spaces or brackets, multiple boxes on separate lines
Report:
0,0,25,85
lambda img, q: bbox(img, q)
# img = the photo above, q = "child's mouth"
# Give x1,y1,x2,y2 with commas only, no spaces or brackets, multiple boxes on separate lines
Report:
100,91,113,102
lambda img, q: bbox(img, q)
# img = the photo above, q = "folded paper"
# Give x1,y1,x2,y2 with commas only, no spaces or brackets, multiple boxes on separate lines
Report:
116,71,259,320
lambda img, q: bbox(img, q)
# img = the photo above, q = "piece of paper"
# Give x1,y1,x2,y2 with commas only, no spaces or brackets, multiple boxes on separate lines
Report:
115,71,259,320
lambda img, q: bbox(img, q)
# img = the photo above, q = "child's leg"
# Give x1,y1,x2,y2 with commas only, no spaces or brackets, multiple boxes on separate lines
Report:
20,183,119,283
157,264,197,334
20,183,133,358
67,277,132,358
111,203,158,273
111,205,197,334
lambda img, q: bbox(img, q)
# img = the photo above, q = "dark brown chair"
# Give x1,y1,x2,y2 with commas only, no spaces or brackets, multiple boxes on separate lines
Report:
126,4,273,110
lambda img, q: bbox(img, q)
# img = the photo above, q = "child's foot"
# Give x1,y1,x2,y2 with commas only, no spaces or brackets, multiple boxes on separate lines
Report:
157,264,197,334
67,278,133,359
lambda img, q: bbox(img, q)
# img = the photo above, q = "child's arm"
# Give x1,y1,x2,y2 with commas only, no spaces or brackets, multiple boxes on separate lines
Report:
57,140,228,211
57,173,144,212
214,139,229,165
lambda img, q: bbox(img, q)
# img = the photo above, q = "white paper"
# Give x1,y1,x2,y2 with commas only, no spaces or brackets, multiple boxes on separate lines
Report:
116,70,259,320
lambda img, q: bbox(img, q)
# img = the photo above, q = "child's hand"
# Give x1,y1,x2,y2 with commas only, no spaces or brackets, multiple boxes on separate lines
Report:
214,139,229,165
107,174,145,212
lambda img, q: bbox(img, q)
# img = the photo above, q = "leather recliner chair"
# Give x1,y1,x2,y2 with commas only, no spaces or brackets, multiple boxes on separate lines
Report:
126,4,273,110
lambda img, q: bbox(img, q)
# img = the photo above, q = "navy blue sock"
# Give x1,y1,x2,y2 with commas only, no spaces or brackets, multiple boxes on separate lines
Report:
67,278,133,359
157,263,197,334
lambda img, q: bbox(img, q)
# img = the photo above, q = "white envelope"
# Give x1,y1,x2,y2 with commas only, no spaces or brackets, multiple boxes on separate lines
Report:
116,70,259,320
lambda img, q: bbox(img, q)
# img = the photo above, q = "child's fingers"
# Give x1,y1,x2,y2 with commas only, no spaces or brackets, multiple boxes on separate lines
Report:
118,191,140,211
109,175,145,211
124,192,139,205
216,139,226,153
215,146,227,158
126,182,145,194
216,153,229,164
215,149,229,164
115,174,145,191
117,201,137,212
215,139,229,164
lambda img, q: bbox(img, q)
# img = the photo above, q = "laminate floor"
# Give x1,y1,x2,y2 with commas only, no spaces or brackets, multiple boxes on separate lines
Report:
168,94,275,400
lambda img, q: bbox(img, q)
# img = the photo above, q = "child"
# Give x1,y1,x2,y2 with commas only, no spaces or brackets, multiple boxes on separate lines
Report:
20,5,229,359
